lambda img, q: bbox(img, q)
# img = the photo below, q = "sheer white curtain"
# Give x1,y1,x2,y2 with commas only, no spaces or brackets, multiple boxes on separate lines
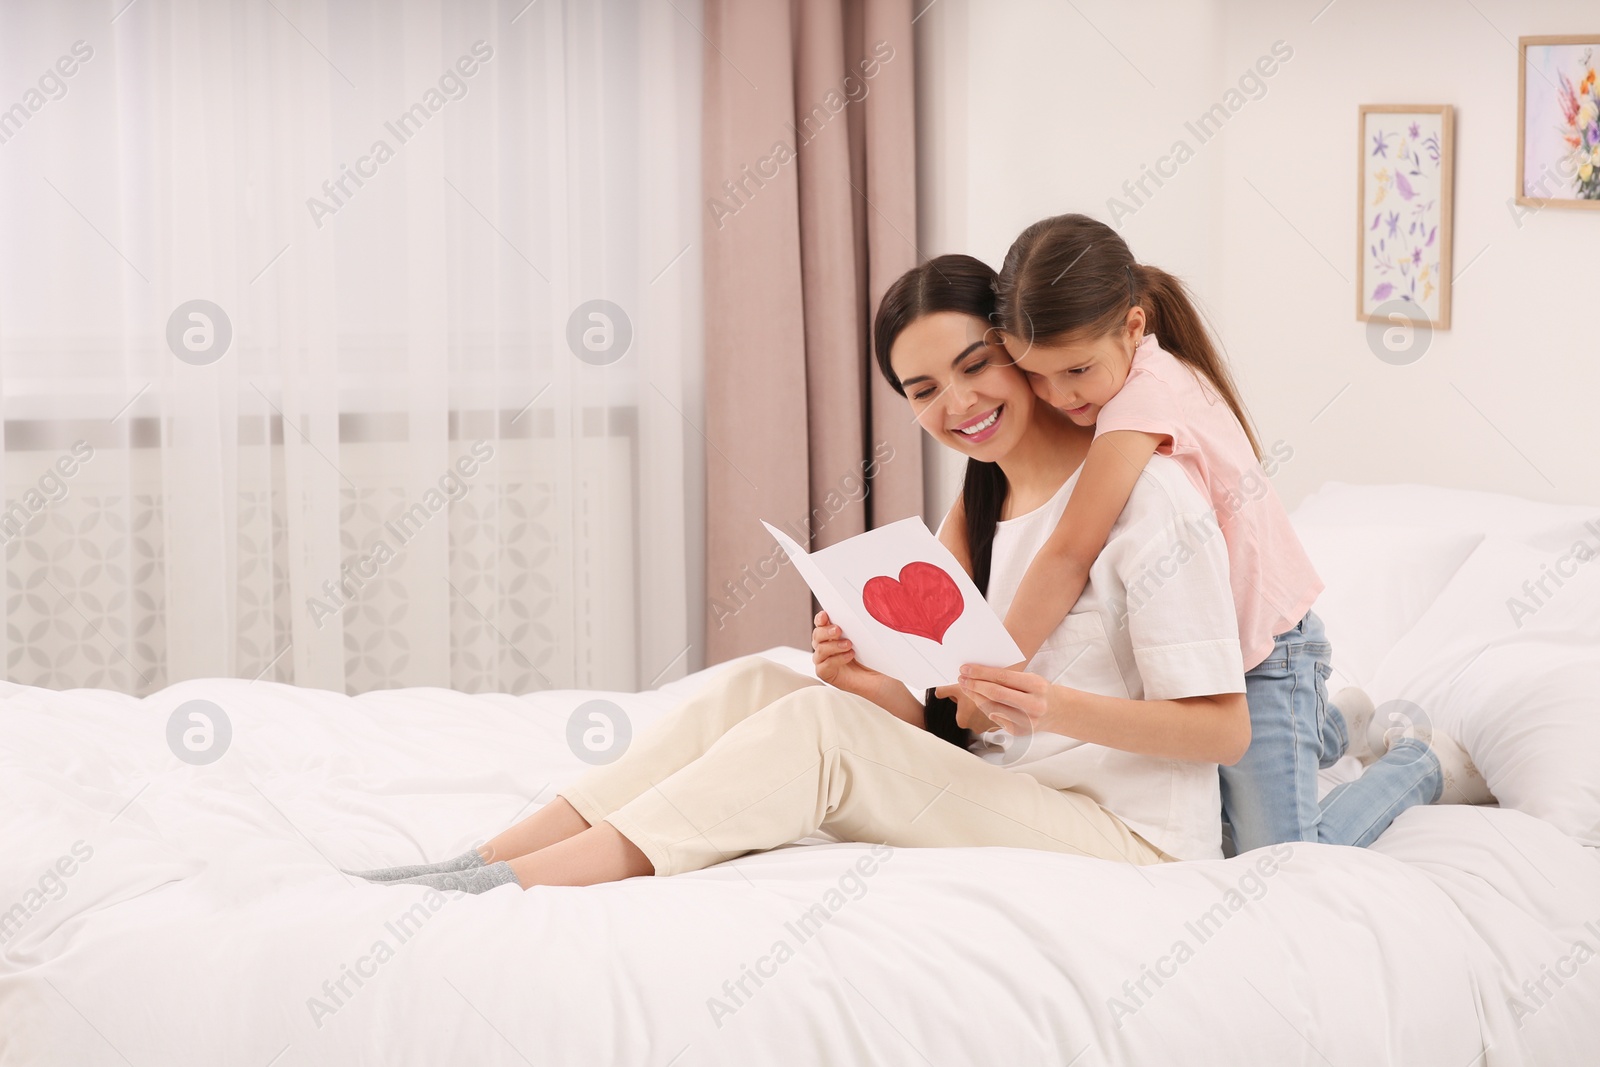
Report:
0,0,701,695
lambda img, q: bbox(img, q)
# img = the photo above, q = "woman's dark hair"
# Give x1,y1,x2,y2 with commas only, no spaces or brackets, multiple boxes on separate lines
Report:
874,254,1009,594
994,213,1261,459
873,254,1011,749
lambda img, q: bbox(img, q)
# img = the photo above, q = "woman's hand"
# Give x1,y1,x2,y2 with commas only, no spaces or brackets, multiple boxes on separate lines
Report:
956,663,1081,736
963,663,1251,764
932,683,1001,733
812,611,888,701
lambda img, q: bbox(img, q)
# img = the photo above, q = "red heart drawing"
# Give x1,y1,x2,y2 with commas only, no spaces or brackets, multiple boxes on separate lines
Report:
861,561,964,644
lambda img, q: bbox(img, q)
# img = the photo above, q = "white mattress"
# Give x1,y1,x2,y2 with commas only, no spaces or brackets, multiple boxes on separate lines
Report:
1,643,1597,1066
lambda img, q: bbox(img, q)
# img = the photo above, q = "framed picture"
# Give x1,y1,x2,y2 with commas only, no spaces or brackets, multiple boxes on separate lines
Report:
1356,104,1454,329
1517,35,1600,209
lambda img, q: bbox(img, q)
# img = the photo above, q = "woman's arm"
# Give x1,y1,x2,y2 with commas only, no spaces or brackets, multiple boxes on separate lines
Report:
1001,430,1164,661
871,679,930,730
812,610,926,729
956,663,1250,766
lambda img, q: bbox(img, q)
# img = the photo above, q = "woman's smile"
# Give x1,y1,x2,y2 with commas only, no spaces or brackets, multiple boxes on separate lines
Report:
951,404,1004,443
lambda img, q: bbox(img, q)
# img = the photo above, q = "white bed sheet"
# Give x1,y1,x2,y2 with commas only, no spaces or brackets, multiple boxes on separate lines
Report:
2,647,1597,1066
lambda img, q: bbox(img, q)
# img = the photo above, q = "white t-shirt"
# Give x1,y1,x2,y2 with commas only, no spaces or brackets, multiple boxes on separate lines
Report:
949,454,1245,861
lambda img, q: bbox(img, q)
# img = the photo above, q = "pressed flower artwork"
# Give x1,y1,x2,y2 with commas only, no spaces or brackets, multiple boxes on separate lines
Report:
1518,36,1600,209
1357,105,1454,329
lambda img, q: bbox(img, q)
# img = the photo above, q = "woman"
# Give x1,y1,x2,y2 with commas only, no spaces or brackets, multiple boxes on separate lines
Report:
343,254,1251,893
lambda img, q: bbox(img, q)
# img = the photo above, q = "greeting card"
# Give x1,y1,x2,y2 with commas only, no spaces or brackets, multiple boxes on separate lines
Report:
762,517,1023,691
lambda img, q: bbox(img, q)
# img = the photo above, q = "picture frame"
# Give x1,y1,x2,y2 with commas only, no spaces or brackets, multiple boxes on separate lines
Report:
1517,35,1600,210
1356,104,1454,330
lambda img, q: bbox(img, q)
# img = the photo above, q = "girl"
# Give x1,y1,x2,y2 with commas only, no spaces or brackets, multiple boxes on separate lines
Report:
341,253,1250,893
958,212,1489,853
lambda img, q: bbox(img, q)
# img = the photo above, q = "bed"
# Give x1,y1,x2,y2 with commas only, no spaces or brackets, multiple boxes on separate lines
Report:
3,483,1598,1066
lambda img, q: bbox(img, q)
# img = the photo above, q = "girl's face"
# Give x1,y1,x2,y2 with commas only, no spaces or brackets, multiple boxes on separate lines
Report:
890,311,1035,460
1002,306,1146,426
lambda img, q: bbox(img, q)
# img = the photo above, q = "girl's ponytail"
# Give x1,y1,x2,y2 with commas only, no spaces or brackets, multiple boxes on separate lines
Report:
1131,263,1261,459
996,214,1261,460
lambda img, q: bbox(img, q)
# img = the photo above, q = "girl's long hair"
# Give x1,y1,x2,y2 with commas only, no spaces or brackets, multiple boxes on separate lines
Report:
873,254,1007,594
993,213,1261,458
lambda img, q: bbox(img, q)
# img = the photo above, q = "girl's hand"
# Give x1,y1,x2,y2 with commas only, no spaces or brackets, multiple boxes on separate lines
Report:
812,611,887,700
957,663,1077,736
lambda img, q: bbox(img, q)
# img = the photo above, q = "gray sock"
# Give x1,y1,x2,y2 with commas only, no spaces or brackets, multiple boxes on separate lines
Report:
342,848,486,882
385,861,520,894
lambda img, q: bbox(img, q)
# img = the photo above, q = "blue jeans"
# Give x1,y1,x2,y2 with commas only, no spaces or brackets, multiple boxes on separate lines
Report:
1220,610,1443,852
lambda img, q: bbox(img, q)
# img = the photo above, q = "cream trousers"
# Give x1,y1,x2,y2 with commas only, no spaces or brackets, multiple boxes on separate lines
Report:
558,656,1168,876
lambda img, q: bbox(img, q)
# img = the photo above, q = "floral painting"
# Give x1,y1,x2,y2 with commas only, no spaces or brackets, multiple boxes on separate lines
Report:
1357,105,1453,328
1519,37,1600,206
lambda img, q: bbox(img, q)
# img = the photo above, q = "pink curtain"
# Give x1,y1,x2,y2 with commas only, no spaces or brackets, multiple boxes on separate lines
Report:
701,0,922,664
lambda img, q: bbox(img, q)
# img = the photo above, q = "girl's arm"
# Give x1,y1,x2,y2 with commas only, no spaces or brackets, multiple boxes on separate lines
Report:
956,663,1250,766
1002,430,1165,661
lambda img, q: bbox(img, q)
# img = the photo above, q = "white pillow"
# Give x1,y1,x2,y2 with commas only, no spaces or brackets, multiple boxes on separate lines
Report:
1293,481,1599,553
1368,536,1600,846
1292,523,1483,688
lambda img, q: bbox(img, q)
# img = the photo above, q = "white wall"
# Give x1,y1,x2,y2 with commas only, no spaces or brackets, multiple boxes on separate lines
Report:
916,0,1599,521
1219,0,1599,509
914,0,1225,521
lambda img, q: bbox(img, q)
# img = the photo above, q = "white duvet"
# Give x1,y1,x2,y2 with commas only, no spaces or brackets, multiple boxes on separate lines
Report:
0,645,1596,1067
4,480,1600,1066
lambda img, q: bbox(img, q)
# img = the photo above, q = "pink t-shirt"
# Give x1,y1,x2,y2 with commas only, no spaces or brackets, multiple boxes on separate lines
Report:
1095,334,1323,671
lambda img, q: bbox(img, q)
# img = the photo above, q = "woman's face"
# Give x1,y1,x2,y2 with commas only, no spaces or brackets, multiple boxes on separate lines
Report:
890,311,1035,460
1002,306,1145,427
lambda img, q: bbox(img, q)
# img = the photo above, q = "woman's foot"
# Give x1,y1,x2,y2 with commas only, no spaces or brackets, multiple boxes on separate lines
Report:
385,861,521,894
342,847,486,882
1331,687,1379,765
